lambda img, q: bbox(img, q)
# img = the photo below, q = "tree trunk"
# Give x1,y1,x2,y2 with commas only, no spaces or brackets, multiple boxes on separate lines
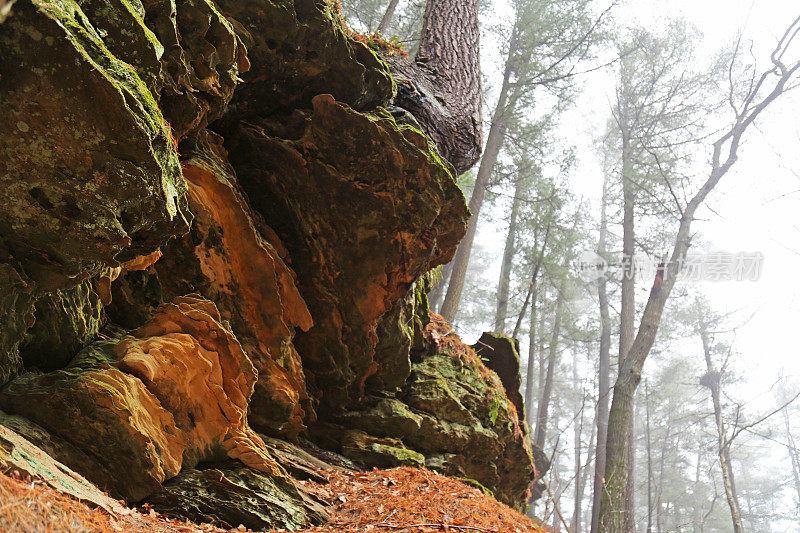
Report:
439,79,510,323
524,282,539,427
386,0,483,174
591,174,612,533
618,134,637,533
376,0,400,34
533,280,566,449
494,186,522,332
699,326,744,533
645,382,653,533
783,407,800,515
572,352,588,533
512,220,552,339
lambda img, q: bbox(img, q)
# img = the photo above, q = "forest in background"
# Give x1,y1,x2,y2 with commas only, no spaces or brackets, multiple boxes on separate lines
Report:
343,1,800,531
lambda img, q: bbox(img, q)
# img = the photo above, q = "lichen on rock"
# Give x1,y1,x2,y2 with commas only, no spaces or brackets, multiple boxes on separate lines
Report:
214,0,394,119
0,0,191,291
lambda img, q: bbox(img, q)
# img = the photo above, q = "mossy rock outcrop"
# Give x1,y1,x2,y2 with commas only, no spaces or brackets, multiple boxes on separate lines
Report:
317,314,536,512
145,462,328,531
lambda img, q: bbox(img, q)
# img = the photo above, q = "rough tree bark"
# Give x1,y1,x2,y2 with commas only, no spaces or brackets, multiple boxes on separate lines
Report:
598,23,800,528
376,0,400,34
386,0,482,175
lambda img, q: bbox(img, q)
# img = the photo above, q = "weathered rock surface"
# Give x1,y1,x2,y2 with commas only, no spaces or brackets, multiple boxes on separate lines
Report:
75,0,249,140
0,296,282,500
226,94,468,415
0,420,122,512
215,0,394,118
315,314,536,512
0,0,191,290
157,131,315,439
145,461,328,531
472,332,526,419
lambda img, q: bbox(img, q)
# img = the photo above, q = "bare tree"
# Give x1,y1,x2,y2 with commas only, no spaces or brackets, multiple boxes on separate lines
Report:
598,16,800,531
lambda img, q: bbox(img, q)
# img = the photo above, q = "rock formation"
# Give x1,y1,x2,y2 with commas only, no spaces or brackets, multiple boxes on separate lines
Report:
0,0,541,530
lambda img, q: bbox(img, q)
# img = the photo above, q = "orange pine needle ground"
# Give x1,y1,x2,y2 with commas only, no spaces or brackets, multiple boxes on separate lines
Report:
283,467,546,533
1,465,544,533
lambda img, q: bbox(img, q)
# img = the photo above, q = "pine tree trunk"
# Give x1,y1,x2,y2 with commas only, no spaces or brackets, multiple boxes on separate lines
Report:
645,382,653,533
700,327,744,533
439,79,510,323
376,0,400,34
591,175,612,533
533,281,565,449
493,187,522,332
619,136,637,533
524,283,538,427
386,0,483,174
572,354,587,533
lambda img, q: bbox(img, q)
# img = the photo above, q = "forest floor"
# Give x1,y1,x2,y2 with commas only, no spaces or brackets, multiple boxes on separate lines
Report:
0,466,546,533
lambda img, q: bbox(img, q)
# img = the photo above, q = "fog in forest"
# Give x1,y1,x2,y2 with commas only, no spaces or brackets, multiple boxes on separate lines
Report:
344,0,800,530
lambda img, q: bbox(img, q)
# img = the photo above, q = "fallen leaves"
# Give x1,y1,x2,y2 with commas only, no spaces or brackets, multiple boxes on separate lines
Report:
275,466,546,533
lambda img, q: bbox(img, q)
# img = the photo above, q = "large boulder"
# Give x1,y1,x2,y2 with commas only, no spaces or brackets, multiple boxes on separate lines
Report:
0,0,191,290
225,95,468,415
472,332,525,420
0,420,122,512
145,462,327,531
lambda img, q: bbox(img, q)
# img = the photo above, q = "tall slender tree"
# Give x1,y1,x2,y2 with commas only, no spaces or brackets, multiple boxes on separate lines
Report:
599,18,800,529
440,0,608,323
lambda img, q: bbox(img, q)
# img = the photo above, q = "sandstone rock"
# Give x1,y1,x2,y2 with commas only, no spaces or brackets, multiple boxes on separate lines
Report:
19,280,103,373
315,314,536,513
226,94,468,415
0,264,36,385
75,0,249,140
0,421,122,512
472,332,526,421
369,276,431,392
145,462,328,531
0,0,191,292
0,341,186,500
156,131,315,439
0,295,283,501
117,294,283,476
214,0,394,118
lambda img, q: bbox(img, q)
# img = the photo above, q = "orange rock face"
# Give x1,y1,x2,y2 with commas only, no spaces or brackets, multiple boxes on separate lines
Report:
117,295,282,476
0,295,285,500
157,132,315,439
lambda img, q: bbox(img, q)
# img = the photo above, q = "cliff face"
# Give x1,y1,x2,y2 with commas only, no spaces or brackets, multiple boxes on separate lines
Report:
0,0,541,529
